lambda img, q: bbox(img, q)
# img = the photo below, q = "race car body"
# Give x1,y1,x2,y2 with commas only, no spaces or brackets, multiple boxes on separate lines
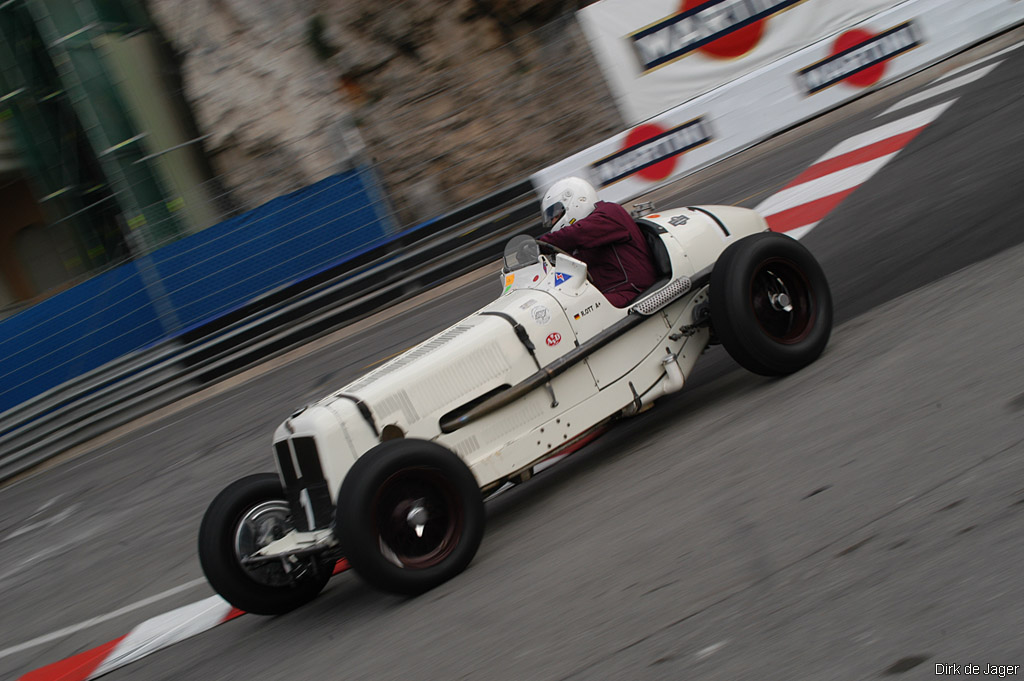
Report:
199,205,833,613
277,205,760,501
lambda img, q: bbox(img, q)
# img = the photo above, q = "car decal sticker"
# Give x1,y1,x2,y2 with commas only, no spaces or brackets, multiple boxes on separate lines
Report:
530,305,552,325
573,301,601,320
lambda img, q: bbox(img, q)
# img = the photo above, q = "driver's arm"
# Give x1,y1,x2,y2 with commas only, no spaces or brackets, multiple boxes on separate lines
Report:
539,203,631,252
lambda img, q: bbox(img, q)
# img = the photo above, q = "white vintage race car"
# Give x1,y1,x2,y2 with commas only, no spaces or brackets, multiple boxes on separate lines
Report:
198,205,832,615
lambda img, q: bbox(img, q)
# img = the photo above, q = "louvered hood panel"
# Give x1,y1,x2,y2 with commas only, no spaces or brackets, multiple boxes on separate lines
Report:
324,313,536,438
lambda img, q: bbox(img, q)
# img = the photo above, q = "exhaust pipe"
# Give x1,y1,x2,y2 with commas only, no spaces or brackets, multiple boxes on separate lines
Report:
622,353,685,416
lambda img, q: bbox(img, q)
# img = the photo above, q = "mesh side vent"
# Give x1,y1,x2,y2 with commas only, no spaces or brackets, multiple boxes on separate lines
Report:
375,389,420,424
406,343,510,417
631,277,692,315
346,321,479,392
487,392,547,442
451,436,479,458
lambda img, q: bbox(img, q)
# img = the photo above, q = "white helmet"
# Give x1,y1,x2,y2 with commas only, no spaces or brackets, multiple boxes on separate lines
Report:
541,177,599,232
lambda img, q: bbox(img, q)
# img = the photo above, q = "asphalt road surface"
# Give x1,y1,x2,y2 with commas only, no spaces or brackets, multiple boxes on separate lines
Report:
1,31,1022,681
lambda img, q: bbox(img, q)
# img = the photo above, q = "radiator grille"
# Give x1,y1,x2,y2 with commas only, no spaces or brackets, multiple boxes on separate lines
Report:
274,437,333,531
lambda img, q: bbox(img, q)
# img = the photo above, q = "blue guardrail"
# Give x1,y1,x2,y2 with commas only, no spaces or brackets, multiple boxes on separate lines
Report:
0,168,391,414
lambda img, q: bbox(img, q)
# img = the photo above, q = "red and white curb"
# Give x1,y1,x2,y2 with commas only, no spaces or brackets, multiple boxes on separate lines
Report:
755,101,954,239
17,433,605,680
758,41,1019,239
18,560,349,681
17,597,242,681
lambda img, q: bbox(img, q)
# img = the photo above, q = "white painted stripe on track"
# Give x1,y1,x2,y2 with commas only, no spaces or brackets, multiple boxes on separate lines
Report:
878,61,1002,117
755,153,897,216
783,224,817,241
91,595,235,677
820,102,954,162
0,578,207,661
934,40,1024,83
2,506,78,541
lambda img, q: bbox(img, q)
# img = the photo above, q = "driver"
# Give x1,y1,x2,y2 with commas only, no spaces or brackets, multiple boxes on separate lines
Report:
538,177,657,307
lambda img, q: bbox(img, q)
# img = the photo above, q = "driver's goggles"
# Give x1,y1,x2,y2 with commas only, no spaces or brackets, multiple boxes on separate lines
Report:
543,202,566,229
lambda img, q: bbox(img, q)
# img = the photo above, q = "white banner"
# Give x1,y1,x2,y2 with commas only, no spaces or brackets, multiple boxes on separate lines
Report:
533,0,1024,204
581,0,904,124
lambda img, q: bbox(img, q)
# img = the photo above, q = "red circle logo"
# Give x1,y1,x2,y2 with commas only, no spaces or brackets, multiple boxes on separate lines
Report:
831,29,886,88
624,124,676,182
545,332,562,347
681,0,766,59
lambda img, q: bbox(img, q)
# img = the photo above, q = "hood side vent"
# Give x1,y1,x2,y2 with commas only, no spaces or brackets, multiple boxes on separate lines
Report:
345,322,480,393
404,344,510,419
375,389,420,424
451,435,479,458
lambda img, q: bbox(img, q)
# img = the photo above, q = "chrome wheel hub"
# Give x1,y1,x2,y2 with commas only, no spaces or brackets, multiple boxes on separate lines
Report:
374,469,463,570
770,290,793,312
750,260,814,344
406,502,429,538
234,500,297,586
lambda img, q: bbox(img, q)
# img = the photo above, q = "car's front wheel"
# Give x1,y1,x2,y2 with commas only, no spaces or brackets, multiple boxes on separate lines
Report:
198,473,332,615
710,232,833,376
335,440,485,595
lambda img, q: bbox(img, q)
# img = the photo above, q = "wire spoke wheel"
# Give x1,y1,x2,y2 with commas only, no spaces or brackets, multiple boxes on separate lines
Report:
233,500,298,587
199,473,331,615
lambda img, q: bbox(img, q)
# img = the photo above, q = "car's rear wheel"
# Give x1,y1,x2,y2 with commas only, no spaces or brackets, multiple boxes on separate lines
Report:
198,473,332,615
335,440,485,595
710,232,832,376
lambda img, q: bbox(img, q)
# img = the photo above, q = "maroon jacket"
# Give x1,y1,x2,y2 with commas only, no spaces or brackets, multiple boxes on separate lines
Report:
539,201,657,307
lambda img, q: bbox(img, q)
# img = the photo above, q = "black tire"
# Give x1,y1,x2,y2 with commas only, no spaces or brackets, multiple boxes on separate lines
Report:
710,232,832,376
335,439,485,595
198,473,331,615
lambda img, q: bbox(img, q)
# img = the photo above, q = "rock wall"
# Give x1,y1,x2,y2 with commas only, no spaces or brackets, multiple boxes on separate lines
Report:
146,0,620,225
